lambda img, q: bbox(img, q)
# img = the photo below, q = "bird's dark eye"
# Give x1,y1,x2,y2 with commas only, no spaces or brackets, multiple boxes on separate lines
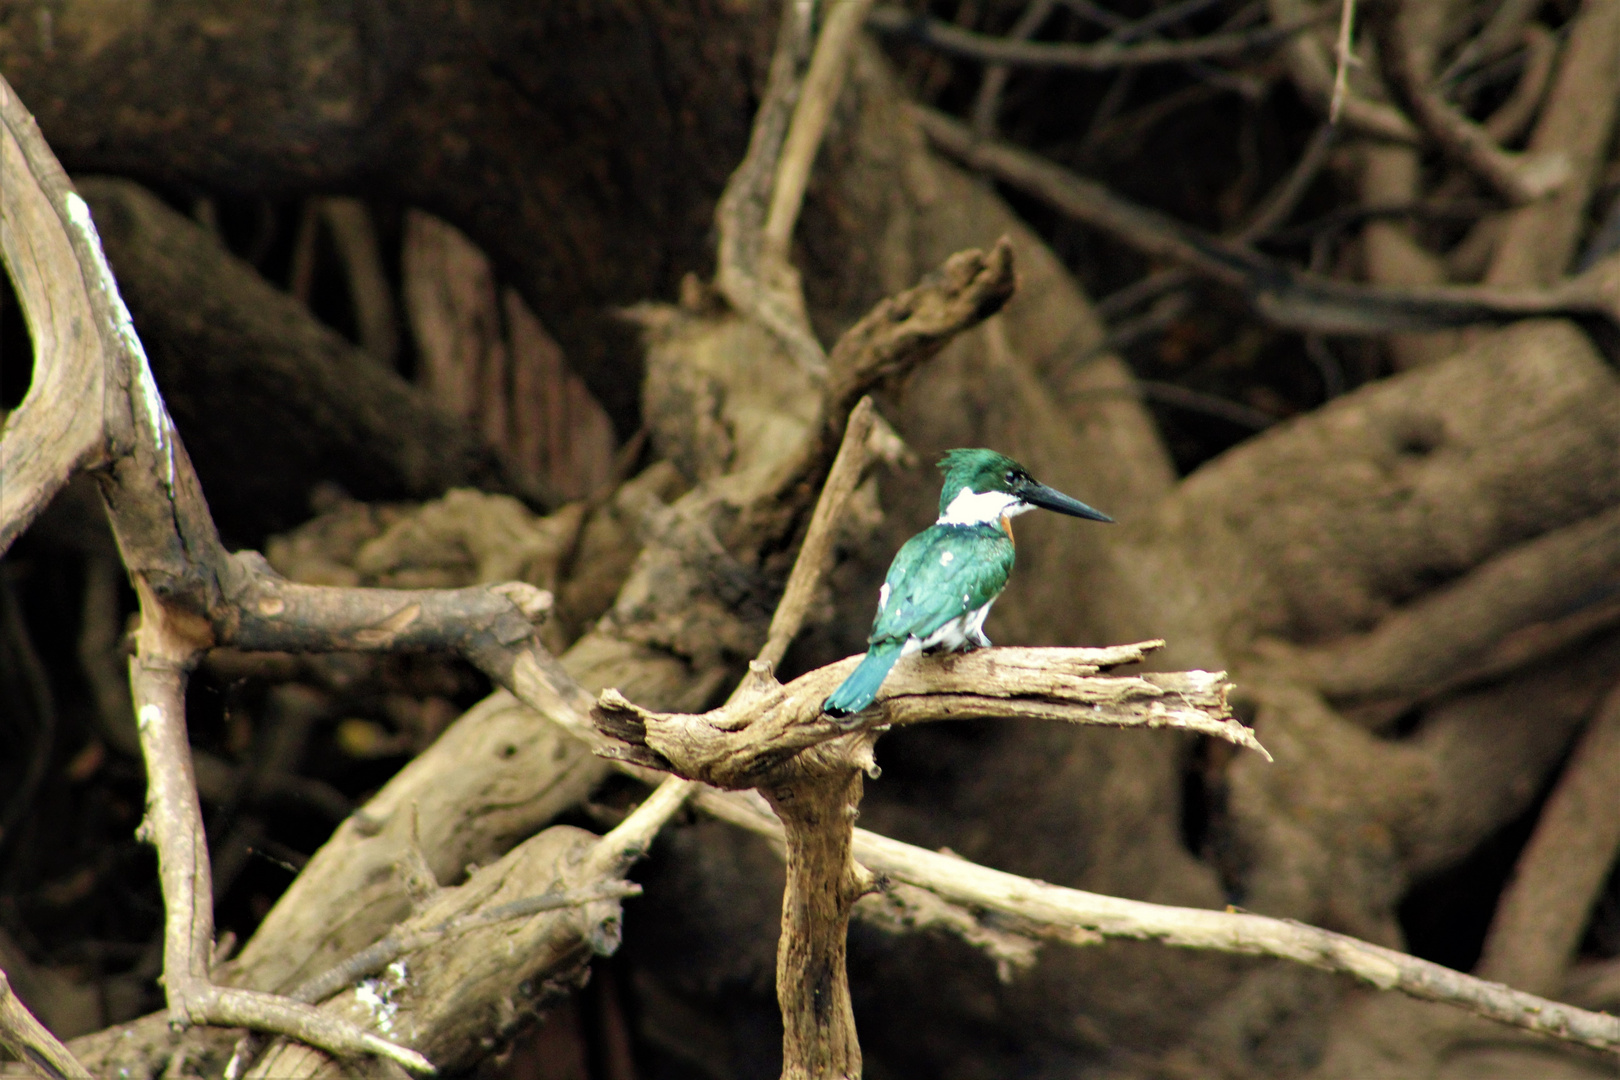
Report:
1005,471,1017,483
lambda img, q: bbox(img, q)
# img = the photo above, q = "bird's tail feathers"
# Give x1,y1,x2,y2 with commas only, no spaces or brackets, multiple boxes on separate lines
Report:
822,642,904,719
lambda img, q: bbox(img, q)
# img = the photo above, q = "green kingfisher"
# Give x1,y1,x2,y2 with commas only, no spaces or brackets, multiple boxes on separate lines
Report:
822,448,1113,719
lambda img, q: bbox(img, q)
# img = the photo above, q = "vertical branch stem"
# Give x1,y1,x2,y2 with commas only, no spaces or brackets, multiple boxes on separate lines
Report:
128,593,214,1025
758,398,876,673
1476,678,1620,994
1328,0,1356,124
761,0,880,264
764,771,871,1080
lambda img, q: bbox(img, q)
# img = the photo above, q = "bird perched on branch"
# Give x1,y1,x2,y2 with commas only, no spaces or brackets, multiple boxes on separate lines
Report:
822,448,1113,719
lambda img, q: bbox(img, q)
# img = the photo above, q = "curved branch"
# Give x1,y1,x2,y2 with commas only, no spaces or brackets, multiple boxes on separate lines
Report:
0,969,92,1080
0,76,116,555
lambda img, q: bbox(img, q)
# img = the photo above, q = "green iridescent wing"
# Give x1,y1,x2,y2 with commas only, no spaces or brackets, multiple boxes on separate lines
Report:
869,524,1015,646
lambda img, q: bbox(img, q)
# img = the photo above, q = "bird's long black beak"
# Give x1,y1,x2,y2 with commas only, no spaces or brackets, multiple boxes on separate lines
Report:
1018,479,1114,522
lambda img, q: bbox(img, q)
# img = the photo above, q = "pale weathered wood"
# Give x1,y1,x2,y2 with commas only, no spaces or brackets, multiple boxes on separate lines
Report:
0,76,113,555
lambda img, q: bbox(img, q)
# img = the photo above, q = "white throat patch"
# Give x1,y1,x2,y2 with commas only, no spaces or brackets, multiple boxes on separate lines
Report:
937,486,1032,526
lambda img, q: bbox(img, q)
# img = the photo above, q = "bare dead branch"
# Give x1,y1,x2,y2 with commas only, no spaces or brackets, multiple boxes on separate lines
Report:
1484,0,1620,288
0,969,92,1080
127,578,435,1074
714,0,846,376
763,0,879,269
593,642,1259,789
0,77,118,555
588,638,1248,1076
823,239,1017,427
754,397,877,675
1476,679,1620,995
691,786,1620,1054
1440,0,1545,84
969,0,1057,137
319,197,399,367
867,4,1329,69
910,103,1620,334
1235,121,1337,243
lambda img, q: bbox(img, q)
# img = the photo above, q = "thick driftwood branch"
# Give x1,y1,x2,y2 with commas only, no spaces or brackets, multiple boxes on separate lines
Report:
713,0,819,372
691,787,1620,1054
762,0,878,269
0,68,435,1073
241,783,692,1079
593,641,1259,789
0,969,92,1080
867,4,1328,69
64,235,1010,1075
765,771,873,1080
911,104,1620,335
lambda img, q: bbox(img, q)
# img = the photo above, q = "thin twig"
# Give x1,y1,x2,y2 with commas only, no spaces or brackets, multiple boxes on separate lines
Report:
1328,0,1356,123
1439,0,1543,85
1236,122,1337,242
1138,380,1279,430
868,4,1330,69
1095,267,1194,320
1267,0,1419,143
1107,0,1229,45
970,0,1057,138
1481,24,1556,145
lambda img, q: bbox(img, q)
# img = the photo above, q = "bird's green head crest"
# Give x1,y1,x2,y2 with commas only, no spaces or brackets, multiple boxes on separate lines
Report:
935,448,1115,524
935,448,1029,513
